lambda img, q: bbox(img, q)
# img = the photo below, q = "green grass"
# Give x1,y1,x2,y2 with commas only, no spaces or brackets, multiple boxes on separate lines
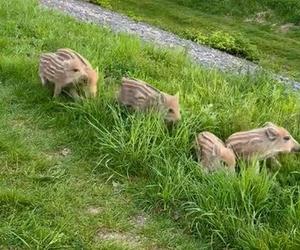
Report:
0,1,205,249
2,0,300,248
90,0,300,80
174,0,300,23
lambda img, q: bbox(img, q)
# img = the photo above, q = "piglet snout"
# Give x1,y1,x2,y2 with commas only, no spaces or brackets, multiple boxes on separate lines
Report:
292,142,300,152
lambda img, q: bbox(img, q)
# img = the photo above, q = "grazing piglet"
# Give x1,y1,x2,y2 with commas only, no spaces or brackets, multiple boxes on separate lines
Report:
117,77,181,123
195,131,236,172
226,122,300,163
39,48,98,98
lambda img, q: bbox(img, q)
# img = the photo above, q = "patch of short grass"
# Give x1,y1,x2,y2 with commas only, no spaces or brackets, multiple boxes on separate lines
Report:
2,0,300,249
174,0,300,24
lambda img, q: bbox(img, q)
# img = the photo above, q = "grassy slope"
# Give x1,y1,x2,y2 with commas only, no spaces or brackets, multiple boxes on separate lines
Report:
90,0,300,80
174,0,300,22
0,1,204,249
2,0,300,249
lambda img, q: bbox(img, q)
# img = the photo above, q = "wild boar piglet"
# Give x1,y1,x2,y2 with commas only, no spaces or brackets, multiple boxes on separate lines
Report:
195,131,236,172
118,78,181,123
39,48,98,98
226,122,300,162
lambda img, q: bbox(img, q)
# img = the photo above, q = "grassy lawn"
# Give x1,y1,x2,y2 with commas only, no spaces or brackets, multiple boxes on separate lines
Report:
90,0,300,80
0,1,205,249
2,0,300,249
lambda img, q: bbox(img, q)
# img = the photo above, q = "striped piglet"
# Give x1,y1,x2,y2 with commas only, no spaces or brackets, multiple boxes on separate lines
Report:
39,48,98,98
226,122,300,163
195,131,236,172
117,77,181,123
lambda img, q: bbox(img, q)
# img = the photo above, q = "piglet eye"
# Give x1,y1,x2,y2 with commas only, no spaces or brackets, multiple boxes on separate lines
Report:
168,108,174,114
284,136,290,141
73,68,79,72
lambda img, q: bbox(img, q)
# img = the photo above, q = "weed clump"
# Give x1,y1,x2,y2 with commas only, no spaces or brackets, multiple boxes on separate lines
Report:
183,29,260,61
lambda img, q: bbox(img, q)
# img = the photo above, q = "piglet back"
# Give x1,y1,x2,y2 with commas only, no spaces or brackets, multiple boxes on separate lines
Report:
118,78,162,110
39,52,67,85
196,131,235,172
57,48,92,68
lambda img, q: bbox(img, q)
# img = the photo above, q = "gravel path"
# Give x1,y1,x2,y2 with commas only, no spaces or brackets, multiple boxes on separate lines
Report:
40,0,300,89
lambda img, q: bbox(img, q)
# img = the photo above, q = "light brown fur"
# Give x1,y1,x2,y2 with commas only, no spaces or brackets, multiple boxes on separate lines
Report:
118,78,181,123
195,131,236,172
226,122,300,162
39,48,98,98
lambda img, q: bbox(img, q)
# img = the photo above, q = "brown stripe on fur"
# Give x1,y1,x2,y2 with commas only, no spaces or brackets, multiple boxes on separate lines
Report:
118,78,162,110
57,48,92,68
195,131,236,172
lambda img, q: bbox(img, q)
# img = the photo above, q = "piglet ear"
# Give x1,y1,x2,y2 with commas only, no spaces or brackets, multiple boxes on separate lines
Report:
63,60,71,68
266,127,279,141
263,122,275,128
